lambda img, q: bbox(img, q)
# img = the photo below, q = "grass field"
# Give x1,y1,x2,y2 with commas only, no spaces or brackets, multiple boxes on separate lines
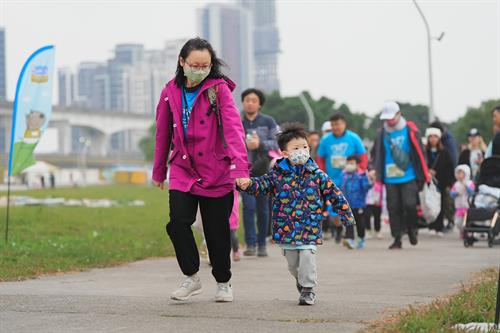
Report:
365,268,499,333
0,185,183,281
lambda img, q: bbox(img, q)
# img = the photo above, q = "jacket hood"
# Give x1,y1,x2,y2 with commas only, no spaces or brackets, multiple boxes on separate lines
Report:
455,164,471,181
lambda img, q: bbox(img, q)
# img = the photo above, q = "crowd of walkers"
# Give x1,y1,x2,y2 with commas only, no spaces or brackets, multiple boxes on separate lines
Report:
152,37,500,306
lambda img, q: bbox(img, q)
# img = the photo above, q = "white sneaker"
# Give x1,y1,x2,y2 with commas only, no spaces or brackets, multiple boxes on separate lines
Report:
171,274,202,301
375,232,384,239
215,282,233,302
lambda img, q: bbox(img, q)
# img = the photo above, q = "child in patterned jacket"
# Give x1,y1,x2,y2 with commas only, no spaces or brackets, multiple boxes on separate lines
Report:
237,123,355,305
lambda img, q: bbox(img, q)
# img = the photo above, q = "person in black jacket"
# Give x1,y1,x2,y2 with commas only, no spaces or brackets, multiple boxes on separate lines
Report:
425,127,455,235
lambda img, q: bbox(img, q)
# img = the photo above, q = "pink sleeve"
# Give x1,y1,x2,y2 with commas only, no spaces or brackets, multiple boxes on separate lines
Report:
152,87,173,183
218,84,250,179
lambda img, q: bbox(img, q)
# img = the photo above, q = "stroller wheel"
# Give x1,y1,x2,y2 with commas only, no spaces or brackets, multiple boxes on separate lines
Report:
464,239,472,248
488,240,494,248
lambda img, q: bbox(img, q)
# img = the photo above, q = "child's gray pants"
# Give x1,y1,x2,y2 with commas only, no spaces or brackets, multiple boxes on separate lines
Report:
282,249,317,288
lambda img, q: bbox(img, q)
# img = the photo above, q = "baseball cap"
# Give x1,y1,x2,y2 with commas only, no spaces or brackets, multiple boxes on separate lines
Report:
321,121,332,133
380,101,400,120
468,128,480,137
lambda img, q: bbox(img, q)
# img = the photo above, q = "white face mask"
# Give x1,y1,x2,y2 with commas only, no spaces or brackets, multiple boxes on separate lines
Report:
184,65,210,85
344,164,357,173
288,149,310,165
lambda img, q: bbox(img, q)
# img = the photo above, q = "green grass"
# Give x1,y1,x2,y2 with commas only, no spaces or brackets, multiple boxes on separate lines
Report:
365,268,499,333
0,185,179,281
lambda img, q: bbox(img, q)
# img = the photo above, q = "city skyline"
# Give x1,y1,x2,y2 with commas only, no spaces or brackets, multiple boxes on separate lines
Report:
0,1,499,122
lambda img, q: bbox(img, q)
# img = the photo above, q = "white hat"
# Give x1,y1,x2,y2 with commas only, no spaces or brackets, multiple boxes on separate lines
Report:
380,101,400,120
321,121,332,134
455,164,471,181
425,127,442,139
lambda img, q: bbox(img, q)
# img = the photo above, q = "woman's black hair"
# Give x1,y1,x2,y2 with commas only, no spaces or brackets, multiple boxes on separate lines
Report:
175,37,226,87
241,88,266,106
277,122,308,151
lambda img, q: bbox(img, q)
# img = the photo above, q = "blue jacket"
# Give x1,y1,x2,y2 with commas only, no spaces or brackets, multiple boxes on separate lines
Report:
241,158,355,246
340,171,372,208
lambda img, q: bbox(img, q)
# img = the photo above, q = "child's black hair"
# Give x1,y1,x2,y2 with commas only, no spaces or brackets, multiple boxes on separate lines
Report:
346,154,359,163
277,122,308,151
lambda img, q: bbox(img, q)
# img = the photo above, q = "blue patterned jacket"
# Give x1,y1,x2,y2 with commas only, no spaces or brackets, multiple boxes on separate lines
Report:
241,158,355,246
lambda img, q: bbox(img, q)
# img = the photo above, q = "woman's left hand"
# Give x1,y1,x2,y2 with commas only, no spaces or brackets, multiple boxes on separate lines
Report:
153,180,165,190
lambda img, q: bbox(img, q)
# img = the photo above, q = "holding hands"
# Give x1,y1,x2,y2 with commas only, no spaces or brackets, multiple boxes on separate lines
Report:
236,178,252,190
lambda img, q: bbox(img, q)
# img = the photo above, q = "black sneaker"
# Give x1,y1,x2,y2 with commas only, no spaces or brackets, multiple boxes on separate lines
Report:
299,288,316,305
408,229,418,246
257,246,268,257
295,279,303,293
243,246,256,256
388,240,402,250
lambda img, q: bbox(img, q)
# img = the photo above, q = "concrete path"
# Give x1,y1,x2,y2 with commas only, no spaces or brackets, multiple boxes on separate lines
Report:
1,230,498,333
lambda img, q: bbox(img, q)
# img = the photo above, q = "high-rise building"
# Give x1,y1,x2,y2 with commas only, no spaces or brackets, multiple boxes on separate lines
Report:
0,27,6,101
57,39,183,114
197,4,254,100
73,62,111,109
239,0,280,93
58,68,77,107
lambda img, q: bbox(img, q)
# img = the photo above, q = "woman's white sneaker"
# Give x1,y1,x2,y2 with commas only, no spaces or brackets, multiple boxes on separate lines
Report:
171,274,202,301
215,282,233,302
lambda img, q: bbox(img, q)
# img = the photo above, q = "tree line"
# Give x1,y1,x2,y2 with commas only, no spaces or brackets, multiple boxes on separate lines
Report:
140,92,500,161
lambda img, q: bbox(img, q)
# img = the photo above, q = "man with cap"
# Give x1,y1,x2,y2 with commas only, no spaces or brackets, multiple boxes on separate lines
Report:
369,101,430,249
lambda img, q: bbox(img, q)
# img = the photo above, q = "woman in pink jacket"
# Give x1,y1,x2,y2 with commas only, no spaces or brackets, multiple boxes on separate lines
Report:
152,38,249,303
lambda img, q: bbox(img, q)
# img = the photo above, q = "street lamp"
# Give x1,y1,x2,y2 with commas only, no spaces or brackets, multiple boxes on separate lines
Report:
298,93,316,131
412,0,445,123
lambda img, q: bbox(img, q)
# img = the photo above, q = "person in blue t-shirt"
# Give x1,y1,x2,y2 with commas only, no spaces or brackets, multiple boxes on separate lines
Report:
369,101,430,250
317,113,367,186
317,113,367,242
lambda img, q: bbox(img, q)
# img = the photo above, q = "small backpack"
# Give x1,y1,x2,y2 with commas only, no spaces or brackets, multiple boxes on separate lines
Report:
206,86,228,149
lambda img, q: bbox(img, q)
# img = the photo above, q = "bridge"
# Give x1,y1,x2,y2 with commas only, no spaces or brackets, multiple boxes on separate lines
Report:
0,101,154,167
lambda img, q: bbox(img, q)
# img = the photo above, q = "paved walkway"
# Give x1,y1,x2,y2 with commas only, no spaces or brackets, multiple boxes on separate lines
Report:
0,230,498,333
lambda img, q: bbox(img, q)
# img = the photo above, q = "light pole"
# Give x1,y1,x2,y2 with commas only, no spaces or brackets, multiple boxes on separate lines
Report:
412,0,444,123
298,93,316,131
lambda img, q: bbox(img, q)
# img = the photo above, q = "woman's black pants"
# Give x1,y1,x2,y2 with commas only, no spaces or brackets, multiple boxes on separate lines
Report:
167,190,234,283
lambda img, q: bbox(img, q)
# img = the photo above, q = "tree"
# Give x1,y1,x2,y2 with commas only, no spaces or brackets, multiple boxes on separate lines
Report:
139,124,155,162
449,99,500,145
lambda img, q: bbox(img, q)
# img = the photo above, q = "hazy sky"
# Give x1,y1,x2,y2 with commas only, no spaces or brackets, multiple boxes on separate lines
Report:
1,0,499,122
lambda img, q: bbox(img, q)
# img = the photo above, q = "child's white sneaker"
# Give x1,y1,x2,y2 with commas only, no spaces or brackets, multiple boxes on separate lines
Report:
215,282,233,302
171,274,202,301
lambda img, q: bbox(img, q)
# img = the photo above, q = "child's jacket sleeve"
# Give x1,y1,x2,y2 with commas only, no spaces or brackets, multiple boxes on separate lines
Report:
319,171,355,226
243,171,277,196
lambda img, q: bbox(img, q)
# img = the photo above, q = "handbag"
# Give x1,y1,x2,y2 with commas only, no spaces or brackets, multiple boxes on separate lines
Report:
384,130,411,171
419,177,442,223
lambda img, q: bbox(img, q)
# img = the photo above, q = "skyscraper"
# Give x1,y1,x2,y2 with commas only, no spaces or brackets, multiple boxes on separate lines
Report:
57,39,183,114
197,4,254,100
0,27,6,101
239,0,280,93
58,68,77,107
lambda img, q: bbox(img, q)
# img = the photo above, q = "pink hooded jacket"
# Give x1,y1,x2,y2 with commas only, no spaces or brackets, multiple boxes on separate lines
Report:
152,77,249,197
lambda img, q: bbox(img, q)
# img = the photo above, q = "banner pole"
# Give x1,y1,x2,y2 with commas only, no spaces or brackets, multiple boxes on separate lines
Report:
4,177,10,243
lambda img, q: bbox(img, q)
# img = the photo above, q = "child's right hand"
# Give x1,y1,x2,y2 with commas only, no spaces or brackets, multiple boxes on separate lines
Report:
236,178,252,190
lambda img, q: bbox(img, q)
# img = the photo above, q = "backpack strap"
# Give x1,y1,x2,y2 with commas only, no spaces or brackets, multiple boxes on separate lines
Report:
206,85,228,149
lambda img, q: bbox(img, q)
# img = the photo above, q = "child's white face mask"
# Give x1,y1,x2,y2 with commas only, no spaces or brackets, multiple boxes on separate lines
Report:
288,149,310,165
344,163,357,173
